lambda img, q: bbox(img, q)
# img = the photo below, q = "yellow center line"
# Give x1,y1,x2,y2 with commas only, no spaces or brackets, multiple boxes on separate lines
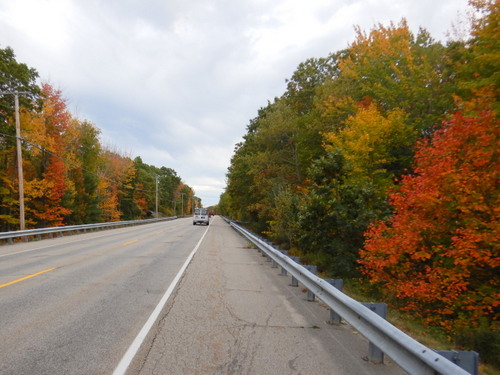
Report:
123,240,138,246
0,267,57,289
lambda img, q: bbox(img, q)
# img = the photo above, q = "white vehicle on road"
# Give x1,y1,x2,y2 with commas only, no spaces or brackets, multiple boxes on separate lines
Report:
193,208,209,225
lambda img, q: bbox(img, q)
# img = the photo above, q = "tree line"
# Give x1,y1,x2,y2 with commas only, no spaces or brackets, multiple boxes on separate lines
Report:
220,0,498,359
0,51,198,231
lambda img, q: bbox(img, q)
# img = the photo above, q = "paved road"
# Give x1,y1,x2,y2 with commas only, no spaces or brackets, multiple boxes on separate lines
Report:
0,218,207,375
1,217,407,375
126,216,407,375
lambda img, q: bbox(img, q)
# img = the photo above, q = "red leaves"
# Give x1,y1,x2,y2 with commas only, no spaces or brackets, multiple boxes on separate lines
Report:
359,93,499,330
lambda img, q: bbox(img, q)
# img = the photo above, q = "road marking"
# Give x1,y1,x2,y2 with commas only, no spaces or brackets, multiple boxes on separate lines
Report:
0,219,183,259
123,240,138,246
0,267,56,289
113,224,210,375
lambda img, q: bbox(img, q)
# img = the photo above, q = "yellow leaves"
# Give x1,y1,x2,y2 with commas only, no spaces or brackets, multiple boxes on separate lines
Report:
323,103,411,194
24,176,71,226
25,178,52,200
340,19,416,82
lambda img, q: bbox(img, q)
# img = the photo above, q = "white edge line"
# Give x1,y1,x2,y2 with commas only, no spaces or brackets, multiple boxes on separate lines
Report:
112,225,210,375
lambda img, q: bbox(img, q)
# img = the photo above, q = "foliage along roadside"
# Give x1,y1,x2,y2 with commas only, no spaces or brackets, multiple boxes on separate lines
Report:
1,53,198,231
220,0,499,363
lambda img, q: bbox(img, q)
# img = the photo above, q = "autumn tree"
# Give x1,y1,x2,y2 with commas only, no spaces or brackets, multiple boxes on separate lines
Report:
20,84,73,227
359,92,499,331
457,0,500,112
225,57,340,239
0,47,41,230
223,21,460,260
130,157,185,219
157,166,182,216
0,46,41,123
331,20,457,135
295,105,415,277
0,47,192,229
97,149,138,221
225,104,273,229
323,104,414,194
174,182,196,216
221,1,497,358
66,120,102,224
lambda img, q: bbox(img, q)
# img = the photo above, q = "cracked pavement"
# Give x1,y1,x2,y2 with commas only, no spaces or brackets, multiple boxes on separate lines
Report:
126,216,407,375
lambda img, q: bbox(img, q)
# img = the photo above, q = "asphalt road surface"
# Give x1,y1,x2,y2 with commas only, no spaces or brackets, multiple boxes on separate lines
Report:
0,218,206,375
1,216,407,375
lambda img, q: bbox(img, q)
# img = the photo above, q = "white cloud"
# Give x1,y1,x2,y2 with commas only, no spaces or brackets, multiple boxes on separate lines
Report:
0,0,470,206
0,0,75,51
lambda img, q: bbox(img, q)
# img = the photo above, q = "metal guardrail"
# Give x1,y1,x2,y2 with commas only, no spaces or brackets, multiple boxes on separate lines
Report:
0,217,177,243
227,218,471,375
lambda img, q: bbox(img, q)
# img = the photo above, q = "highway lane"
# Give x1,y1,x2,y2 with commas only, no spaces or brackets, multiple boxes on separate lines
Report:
0,218,207,375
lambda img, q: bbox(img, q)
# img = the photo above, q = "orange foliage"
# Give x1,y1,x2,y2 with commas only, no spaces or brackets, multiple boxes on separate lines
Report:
359,91,499,331
23,84,72,227
98,150,136,221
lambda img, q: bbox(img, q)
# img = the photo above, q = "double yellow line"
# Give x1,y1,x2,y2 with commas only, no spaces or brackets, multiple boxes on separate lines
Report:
0,267,56,289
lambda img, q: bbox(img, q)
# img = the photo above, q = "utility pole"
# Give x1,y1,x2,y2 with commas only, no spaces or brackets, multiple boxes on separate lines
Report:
14,93,25,230
155,175,159,218
154,175,167,218
1,91,27,230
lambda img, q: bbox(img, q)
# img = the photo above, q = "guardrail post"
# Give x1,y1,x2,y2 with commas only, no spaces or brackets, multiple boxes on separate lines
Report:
289,256,300,286
271,245,280,267
325,279,344,324
279,251,288,275
226,219,474,375
303,265,318,301
361,302,387,363
435,350,479,375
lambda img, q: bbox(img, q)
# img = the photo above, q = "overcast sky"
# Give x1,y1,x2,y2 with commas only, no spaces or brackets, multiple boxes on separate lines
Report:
1,0,470,206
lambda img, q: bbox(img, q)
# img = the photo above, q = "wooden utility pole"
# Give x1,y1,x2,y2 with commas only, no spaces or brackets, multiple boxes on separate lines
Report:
14,93,25,230
1,91,27,230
